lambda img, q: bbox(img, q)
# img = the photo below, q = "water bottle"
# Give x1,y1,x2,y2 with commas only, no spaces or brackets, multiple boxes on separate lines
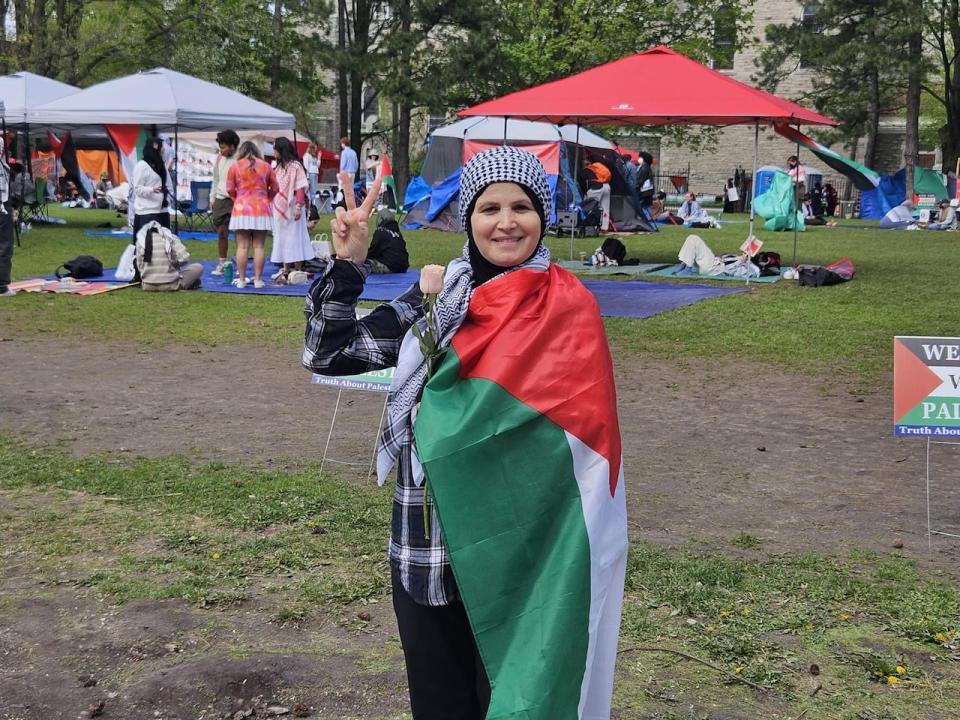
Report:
222,260,234,285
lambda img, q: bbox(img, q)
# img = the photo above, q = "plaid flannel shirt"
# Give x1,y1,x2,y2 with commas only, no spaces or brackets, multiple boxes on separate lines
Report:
302,259,460,606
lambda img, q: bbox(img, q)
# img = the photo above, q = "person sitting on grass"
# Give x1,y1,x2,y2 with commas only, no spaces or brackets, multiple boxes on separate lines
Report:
802,194,836,226
675,234,759,278
135,221,203,292
677,192,712,227
925,199,957,231
880,199,915,229
650,191,680,224
366,210,409,273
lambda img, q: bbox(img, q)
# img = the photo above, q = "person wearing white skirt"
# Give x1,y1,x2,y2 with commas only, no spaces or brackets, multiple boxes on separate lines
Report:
227,142,278,289
270,137,315,281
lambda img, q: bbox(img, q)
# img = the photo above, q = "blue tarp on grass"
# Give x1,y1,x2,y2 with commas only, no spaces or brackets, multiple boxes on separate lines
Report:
46,260,744,318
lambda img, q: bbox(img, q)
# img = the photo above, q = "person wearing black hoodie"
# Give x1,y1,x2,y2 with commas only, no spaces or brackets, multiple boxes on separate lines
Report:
367,210,409,273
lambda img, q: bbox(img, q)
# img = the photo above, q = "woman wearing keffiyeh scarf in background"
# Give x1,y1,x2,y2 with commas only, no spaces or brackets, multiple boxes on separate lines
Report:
302,145,625,720
269,137,314,281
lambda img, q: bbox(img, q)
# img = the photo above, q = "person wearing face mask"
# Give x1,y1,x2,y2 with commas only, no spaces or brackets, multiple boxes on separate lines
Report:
302,145,627,720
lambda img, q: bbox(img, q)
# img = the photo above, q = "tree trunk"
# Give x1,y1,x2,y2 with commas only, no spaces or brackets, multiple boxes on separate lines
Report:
903,31,922,201
349,70,363,171
863,66,880,169
337,0,348,139
270,0,284,98
394,4,412,198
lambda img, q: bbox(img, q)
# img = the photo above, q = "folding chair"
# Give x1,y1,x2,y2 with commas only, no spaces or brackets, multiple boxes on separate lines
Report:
13,178,51,245
180,180,213,231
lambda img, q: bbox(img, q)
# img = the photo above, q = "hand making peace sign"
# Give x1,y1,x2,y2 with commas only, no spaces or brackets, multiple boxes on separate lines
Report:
330,171,383,263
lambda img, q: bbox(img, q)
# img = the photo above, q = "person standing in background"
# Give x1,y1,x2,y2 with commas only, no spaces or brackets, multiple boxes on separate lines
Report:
339,136,359,189
227,141,279,289
303,143,319,209
210,129,239,276
0,141,14,297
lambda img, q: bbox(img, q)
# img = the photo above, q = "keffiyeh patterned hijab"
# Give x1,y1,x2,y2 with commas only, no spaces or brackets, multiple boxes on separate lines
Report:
376,145,553,485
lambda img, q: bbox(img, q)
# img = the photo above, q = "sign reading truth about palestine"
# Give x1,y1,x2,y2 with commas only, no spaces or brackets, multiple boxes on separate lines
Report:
311,367,394,393
894,336,960,437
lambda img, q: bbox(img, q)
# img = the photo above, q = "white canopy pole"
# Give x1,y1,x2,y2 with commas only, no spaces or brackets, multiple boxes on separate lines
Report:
571,122,581,261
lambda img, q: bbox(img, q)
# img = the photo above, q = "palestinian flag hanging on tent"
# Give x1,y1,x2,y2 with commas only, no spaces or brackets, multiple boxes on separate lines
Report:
415,264,628,720
105,124,148,184
775,124,880,191
379,154,400,210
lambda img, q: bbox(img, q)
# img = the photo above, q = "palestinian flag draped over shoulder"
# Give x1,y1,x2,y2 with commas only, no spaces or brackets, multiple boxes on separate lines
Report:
379,154,400,211
775,124,880,191
415,264,628,720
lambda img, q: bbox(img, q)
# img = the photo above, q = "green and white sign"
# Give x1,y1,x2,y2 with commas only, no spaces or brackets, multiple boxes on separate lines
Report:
311,367,394,393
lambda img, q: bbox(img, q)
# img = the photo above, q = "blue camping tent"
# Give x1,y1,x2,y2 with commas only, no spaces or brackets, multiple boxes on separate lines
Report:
859,167,948,220
402,117,636,232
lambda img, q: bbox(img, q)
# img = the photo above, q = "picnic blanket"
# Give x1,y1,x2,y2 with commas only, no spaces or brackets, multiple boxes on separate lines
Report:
19,260,743,318
556,260,670,275
647,263,788,283
84,229,229,241
10,277,137,296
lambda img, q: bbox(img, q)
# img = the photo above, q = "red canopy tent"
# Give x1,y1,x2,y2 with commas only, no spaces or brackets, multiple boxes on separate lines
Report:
460,45,835,127
459,45,837,242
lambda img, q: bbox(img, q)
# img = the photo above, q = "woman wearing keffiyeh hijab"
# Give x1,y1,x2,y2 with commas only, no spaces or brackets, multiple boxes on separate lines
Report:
302,146,627,720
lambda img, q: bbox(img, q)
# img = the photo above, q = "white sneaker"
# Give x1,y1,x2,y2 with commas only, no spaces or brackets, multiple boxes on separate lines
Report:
211,260,226,276
270,269,286,282
253,279,265,289
232,277,247,289
0,288,16,297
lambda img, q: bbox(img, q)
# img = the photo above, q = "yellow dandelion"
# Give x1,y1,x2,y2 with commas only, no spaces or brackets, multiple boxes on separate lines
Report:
719,610,732,617
741,607,751,615
734,666,744,674
935,631,948,643
211,552,221,560
705,624,717,633
896,666,906,675
886,676,899,685
837,612,849,621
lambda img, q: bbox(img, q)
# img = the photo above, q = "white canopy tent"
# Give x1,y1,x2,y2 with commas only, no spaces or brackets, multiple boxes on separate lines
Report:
0,71,78,125
431,116,615,149
28,67,295,131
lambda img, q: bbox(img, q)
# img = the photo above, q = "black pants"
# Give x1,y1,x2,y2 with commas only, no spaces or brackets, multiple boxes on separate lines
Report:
392,568,490,720
0,205,13,292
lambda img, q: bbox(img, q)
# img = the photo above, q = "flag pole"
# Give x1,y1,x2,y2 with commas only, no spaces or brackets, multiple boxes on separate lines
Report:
749,122,758,238
792,123,800,269
571,122,581,261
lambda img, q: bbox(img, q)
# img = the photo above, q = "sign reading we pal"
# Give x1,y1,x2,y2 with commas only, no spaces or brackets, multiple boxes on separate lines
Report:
894,336,960,437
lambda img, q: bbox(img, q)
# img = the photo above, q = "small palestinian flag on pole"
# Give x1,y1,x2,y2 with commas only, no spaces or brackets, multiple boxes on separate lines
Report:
379,153,400,210
415,264,628,720
775,124,880,191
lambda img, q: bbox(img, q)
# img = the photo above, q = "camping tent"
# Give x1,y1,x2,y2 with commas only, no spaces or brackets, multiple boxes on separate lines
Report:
753,164,823,199
405,117,642,232
28,68,295,131
859,167,948,220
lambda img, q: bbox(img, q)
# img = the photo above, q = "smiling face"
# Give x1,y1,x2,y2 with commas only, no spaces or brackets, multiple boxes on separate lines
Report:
470,183,542,267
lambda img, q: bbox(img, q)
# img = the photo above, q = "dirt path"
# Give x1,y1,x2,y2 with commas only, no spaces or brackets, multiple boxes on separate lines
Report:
2,335,955,564
1,335,958,719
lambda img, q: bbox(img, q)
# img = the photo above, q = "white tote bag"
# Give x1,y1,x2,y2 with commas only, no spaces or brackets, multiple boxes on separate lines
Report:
114,244,136,281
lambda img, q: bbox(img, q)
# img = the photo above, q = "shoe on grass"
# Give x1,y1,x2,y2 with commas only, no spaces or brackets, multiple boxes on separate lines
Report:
0,287,16,297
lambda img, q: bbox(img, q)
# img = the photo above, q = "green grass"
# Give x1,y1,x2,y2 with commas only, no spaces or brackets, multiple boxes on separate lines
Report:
3,439,959,718
4,207,957,381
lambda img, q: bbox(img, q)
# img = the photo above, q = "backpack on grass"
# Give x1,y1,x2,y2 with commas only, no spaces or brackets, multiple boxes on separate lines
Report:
55,255,103,279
